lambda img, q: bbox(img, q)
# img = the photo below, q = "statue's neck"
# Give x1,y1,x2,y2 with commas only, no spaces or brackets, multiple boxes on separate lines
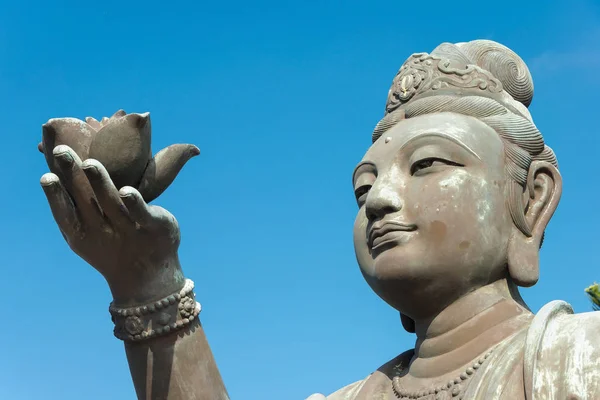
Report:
409,279,532,379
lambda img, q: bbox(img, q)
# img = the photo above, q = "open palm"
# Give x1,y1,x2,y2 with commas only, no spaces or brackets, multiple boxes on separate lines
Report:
40,145,184,306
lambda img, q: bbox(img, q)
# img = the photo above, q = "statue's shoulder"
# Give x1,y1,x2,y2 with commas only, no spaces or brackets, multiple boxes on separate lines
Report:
305,379,368,400
525,300,600,399
306,349,414,400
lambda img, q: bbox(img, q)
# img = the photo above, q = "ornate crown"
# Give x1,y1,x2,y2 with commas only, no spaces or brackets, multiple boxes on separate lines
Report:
385,53,507,115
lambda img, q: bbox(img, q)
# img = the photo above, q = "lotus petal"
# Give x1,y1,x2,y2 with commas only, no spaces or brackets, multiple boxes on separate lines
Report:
138,144,200,202
88,112,152,190
110,109,127,119
41,118,94,176
85,116,102,131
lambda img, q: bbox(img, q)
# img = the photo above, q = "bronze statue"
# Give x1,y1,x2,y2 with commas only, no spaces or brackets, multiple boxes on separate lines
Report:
39,40,600,399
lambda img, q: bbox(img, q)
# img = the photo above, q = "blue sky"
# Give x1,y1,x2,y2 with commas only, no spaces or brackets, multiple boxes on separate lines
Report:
1,1,599,399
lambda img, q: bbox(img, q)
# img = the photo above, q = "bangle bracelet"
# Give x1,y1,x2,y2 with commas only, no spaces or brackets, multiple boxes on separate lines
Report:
109,279,201,342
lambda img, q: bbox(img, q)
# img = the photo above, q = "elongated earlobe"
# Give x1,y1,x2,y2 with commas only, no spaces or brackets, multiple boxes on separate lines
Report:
507,238,539,287
508,161,562,287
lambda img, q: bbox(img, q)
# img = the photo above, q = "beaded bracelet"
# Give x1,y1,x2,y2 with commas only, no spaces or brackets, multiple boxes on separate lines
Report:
109,279,201,342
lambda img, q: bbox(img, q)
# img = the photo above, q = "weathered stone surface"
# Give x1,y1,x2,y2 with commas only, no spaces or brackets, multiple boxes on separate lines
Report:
39,39,598,400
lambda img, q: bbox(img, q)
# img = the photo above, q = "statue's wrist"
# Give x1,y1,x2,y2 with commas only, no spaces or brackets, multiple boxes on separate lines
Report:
107,255,185,307
109,278,201,342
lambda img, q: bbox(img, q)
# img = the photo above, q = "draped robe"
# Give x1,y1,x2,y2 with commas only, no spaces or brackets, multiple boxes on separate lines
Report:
307,301,600,400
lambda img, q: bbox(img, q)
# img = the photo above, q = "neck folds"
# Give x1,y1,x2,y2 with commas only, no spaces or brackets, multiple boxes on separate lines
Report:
409,289,532,379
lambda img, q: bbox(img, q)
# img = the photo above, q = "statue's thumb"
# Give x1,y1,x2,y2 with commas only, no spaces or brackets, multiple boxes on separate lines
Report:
138,144,200,203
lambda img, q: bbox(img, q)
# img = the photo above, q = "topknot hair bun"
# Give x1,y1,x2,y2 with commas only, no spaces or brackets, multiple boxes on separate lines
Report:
454,40,534,108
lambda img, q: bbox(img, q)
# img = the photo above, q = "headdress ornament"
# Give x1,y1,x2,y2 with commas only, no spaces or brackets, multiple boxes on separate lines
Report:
373,40,535,143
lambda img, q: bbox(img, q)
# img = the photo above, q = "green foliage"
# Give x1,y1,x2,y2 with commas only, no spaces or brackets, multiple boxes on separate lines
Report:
585,283,600,311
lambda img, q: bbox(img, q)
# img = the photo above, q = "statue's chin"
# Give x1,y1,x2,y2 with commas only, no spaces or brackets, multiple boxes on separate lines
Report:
359,253,425,313
367,245,424,281
361,247,472,316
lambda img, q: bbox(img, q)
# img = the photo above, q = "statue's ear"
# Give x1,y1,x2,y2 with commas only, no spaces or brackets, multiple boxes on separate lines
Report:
508,161,562,286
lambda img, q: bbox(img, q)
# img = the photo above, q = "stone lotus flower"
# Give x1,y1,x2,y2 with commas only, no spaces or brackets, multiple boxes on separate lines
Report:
38,109,200,203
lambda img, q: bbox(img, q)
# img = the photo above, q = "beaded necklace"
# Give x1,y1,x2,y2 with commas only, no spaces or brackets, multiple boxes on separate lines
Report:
392,348,493,400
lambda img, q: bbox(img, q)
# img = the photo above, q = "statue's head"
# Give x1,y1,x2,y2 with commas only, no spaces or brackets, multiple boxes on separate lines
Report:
352,40,562,324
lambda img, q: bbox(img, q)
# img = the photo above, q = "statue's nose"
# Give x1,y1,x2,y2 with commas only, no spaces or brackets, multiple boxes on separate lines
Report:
364,179,403,221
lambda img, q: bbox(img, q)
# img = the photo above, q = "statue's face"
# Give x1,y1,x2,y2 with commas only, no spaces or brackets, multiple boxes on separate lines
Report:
353,112,514,319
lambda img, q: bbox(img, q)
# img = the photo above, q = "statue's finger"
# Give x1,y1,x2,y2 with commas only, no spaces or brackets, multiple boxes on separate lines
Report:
118,186,158,228
40,172,82,240
119,186,178,235
82,159,133,230
119,186,179,235
53,145,104,227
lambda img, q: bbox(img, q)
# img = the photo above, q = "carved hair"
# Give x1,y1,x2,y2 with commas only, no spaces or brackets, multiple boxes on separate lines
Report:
372,40,558,237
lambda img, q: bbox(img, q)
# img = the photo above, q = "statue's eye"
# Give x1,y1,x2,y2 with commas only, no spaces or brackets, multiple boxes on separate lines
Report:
410,158,463,175
353,165,376,207
354,185,371,207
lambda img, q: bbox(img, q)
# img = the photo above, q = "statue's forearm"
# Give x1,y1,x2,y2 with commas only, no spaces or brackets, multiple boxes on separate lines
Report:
109,276,229,400
125,321,229,400
40,109,227,399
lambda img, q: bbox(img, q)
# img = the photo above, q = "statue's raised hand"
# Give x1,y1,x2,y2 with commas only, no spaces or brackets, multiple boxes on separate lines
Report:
38,111,199,306
41,147,186,305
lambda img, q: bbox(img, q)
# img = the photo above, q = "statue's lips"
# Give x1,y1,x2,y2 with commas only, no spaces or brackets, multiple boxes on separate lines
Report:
368,222,417,251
